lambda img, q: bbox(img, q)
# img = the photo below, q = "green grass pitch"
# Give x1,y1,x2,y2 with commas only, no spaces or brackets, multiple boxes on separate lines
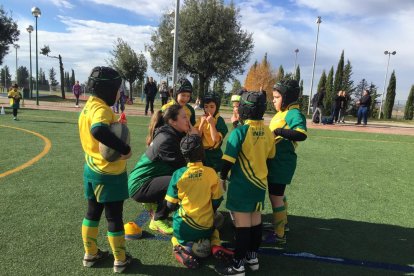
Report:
0,109,413,275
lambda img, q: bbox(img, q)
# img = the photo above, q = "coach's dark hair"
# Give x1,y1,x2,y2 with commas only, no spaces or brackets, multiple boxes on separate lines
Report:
146,104,183,146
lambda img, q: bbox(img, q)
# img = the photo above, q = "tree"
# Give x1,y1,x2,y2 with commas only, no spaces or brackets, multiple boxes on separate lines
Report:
333,50,344,93
295,65,301,83
212,78,225,96
1,65,12,88
383,70,396,119
192,75,199,98
0,7,20,65
351,78,369,116
49,67,59,87
342,60,354,95
70,69,75,86
275,65,284,83
324,66,334,115
64,71,70,89
40,45,65,98
244,53,275,102
230,79,241,95
368,82,380,118
149,0,253,98
109,38,147,100
404,85,414,120
317,70,326,93
16,66,29,87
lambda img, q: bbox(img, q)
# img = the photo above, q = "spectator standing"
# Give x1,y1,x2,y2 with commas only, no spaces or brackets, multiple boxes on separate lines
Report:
356,89,372,125
312,88,325,124
331,91,342,123
144,77,157,115
338,91,347,123
159,80,169,106
73,80,82,107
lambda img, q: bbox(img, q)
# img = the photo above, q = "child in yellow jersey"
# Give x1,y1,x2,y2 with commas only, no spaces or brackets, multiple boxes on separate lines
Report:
165,134,233,269
230,88,246,129
263,79,307,246
195,92,228,172
78,66,132,273
161,78,196,125
217,91,275,275
7,83,22,120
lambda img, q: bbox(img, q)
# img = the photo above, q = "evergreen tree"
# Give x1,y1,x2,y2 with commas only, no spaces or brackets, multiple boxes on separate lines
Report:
383,70,396,119
275,65,284,83
230,79,242,95
324,66,334,115
295,65,301,83
333,50,344,93
368,82,380,118
1,65,12,88
351,78,369,116
64,71,70,89
16,66,29,86
212,78,225,96
49,68,59,87
342,60,355,96
70,69,75,86
403,85,414,120
317,70,326,93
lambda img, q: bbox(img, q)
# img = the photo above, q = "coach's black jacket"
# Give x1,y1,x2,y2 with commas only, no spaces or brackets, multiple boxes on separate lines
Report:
146,125,186,169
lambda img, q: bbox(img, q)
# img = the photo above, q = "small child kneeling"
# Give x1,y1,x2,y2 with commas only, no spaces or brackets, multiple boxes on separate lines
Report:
165,134,233,269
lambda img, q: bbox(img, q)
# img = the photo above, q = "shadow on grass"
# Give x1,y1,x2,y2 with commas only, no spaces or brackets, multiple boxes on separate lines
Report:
217,212,414,273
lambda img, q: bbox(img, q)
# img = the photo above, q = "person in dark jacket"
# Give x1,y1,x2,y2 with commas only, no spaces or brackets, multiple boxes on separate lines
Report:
338,90,348,123
312,88,325,124
356,89,372,125
128,104,189,235
144,76,157,115
331,91,342,123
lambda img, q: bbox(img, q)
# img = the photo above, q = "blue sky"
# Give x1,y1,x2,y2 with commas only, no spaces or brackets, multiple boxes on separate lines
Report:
2,0,414,100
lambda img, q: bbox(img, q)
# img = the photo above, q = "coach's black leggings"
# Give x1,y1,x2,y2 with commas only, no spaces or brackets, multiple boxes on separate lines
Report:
13,108,18,117
85,199,124,232
131,175,171,221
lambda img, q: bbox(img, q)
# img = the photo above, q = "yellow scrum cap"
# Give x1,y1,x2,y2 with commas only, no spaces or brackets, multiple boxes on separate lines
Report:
231,95,241,102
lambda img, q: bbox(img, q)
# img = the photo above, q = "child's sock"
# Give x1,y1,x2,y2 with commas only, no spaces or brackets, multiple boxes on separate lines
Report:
82,218,99,255
234,227,251,261
210,229,221,247
107,230,126,262
250,223,262,252
272,206,287,237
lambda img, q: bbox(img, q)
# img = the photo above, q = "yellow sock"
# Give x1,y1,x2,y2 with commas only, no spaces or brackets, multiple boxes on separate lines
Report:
283,196,288,225
210,229,221,247
273,206,287,237
82,218,99,255
171,236,180,247
108,231,126,262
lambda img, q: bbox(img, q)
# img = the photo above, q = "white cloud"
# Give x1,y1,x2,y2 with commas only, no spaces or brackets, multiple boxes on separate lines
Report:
48,0,75,9
84,0,173,17
3,0,413,100
4,15,156,85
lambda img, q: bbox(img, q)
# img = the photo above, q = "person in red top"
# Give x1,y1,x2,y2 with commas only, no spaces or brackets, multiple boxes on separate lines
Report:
72,80,82,107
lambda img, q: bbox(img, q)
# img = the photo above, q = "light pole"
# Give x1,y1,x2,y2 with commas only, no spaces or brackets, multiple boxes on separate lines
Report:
14,44,21,103
27,25,34,99
32,6,41,106
307,16,322,115
378,50,396,119
172,0,180,94
14,44,20,84
294,48,299,77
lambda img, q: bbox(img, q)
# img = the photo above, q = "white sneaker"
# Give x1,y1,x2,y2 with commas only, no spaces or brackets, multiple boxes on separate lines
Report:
113,254,132,273
245,257,259,271
83,249,109,267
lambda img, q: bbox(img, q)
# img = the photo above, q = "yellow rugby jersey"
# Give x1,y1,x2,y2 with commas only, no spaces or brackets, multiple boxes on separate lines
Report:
161,100,196,125
194,113,228,150
223,120,275,191
8,88,21,106
78,96,127,175
165,162,223,230
269,104,307,148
